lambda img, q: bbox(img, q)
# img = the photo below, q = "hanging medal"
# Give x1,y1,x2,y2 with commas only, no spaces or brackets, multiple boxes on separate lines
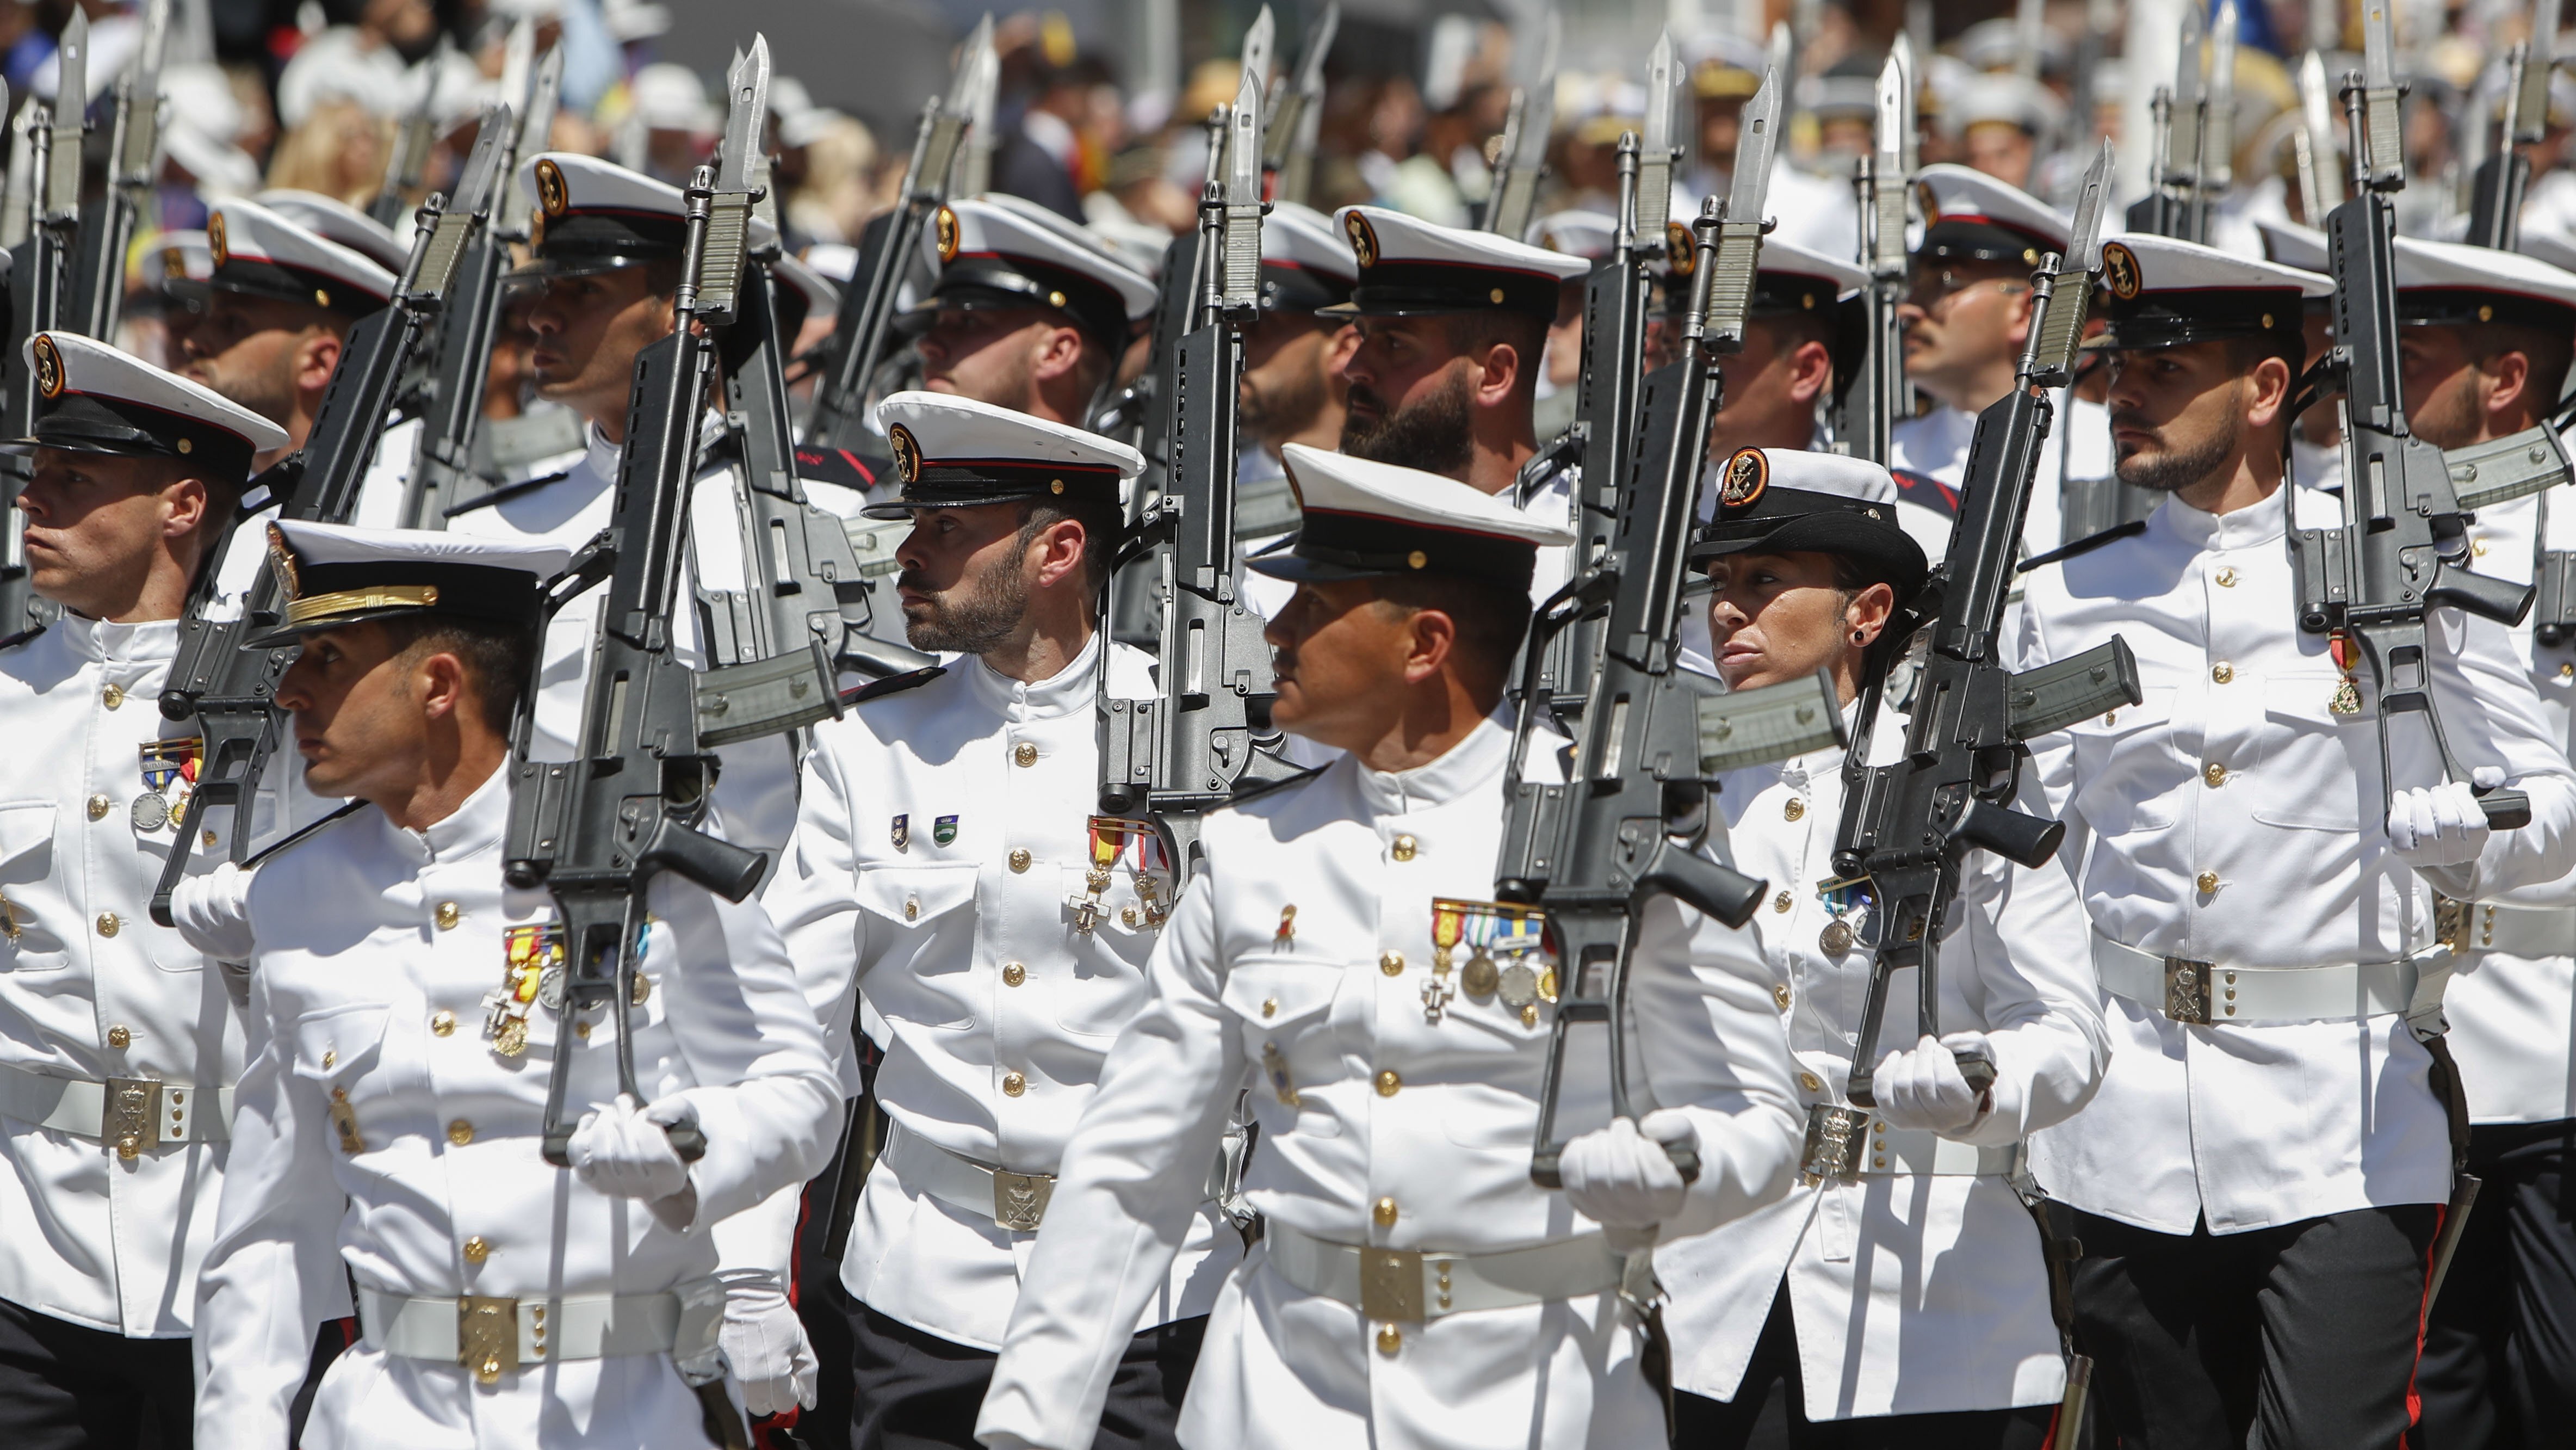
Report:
1421,900,1466,1021
1073,817,1171,933
133,737,203,834
2328,632,2363,715
1814,875,1873,957
485,923,562,1057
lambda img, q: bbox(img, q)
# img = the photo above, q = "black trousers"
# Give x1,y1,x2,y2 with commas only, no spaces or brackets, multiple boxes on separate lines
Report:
0,1295,193,1449
2412,1120,2576,1449
2072,1205,2438,1450
1673,1285,2059,1450
846,1300,1203,1450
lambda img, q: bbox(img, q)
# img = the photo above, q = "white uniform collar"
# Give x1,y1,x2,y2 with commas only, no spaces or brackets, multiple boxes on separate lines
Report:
401,763,510,866
2156,489,2285,552
964,627,1103,720
579,412,731,477
1351,710,1515,816
58,613,178,664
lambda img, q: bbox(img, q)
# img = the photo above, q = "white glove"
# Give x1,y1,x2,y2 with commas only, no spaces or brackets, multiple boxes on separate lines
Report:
1558,1111,1696,1250
1870,1033,1992,1136
717,1271,818,1417
2387,769,2503,868
567,1094,692,1204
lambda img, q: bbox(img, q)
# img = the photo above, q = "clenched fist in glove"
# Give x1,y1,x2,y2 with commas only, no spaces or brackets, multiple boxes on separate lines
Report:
717,1270,819,1417
2387,768,2504,869
568,1094,694,1204
1870,1033,1994,1136
1558,1111,1698,1251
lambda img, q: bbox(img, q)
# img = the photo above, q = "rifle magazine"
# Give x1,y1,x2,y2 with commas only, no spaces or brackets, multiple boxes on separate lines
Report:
1694,671,1844,775
2004,638,2142,739
695,641,840,746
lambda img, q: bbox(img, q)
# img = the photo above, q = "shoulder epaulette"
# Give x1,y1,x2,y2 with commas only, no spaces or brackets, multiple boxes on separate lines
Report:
240,799,370,869
2016,518,2149,575
0,623,47,653
839,665,946,708
443,469,574,519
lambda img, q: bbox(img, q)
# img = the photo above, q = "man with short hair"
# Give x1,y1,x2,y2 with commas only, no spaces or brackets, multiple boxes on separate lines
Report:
176,520,839,1450
1234,200,1360,616
2382,237,2576,1449
2011,233,2576,1449
0,331,287,1447
766,392,1239,1450
172,196,398,472
974,445,1806,1450
449,151,798,850
900,198,1156,428
1892,166,2115,551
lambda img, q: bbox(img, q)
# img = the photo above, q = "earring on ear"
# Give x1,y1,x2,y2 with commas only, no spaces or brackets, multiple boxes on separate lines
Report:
1850,630,1866,644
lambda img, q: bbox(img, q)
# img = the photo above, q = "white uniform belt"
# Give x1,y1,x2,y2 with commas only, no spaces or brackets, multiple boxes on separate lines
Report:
1797,1103,2019,1183
2448,902,2576,959
2092,930,2430,1026
882,1121,1221,1233
0,1064,231,1147
358,1285,680,1371
1262,1220,1624,1323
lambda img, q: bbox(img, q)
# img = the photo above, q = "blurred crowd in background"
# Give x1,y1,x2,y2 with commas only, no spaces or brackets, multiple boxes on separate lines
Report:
12,0,2566,365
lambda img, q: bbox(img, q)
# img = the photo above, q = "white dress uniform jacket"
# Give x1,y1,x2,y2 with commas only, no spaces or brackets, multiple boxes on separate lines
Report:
2430,489,2576,1123
976,716,1806,1450
1890,392,2116,556
179,770,838,1450
764,633,1239,1352
1659,728,2107,1418
445,422,798,850
2010,493,2576,1233
0,616,273,1337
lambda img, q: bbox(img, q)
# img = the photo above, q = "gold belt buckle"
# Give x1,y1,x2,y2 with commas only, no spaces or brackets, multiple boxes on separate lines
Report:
458,1295,519,1384
1798,1103,1868,1186
1360,1247,1425,1323
102,1077,162,1160
2163,958,2215,1025
992,1170,1054,1232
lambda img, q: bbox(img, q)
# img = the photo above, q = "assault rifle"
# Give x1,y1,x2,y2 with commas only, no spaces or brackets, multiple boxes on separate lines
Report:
804,15,990,456
2127,0,2233,240
146,109,518,928
1835,143,2138,1110
1509,75,1847,1187
1095,69,1299,881
1260,3,1337,207
2289,11,2566,835
2464,0,2558,250
1844,41,1911,465
1532,127,1664,717
370,35,452,229
704,150,932,682
66,0,165,343
399,42,561,527
502,41,838,1170
1481,5,1556,239
0,14,85,644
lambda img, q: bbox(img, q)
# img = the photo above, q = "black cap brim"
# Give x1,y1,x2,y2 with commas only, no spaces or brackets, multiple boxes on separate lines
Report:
1692,514,1928,601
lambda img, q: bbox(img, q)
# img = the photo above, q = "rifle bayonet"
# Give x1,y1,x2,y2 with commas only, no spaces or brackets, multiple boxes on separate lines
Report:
45,10,84,229
496,45,565,240
1240,5,1275,106
2298,50,2344,220
697,38,769,328
1266,3,1337,203
1484,7,1557,238
1218,72,1263,318
2358,0,2404,187
2205,0,2239,198
1705,69,1778,353
1637,29,1680,253
372,36,450,227
950,15,1000,198
2029,141,2111,381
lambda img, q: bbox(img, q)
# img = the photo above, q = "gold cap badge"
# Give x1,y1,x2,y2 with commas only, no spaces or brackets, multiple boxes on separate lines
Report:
2101,241,2142,301
1346,211,1378,269
29,335,61,400
534,158,568,218
1719,447,1768,509
888,424,921,485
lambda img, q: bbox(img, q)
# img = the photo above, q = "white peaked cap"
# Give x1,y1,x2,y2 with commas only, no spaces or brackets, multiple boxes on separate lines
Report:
271,517,571,576
254,189,409,274
16,330,288,471
1915,163,2072,261
1530,209,1618,261
862,391,1143,520
1251,443,1575,587
1262,201,1362,283
2391,235,2576,323
257,519,571,646
1329,205,1590,324
2255,218,2329,275
206,198,399,313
